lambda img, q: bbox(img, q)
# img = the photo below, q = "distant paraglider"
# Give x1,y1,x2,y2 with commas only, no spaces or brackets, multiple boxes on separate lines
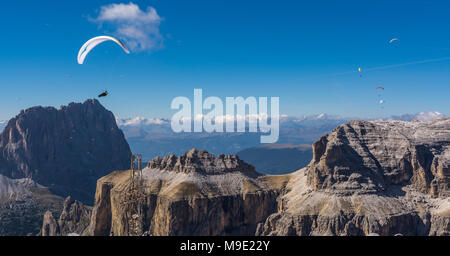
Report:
358,67,362,77
389,38,399,44
389,38,400,48
375,86,385,95
375,87,385,108
77,36,130,65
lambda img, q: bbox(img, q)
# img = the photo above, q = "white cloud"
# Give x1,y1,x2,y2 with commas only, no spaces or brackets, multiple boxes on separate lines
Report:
116,117,168,126
176,113,284,124
91,3,163,52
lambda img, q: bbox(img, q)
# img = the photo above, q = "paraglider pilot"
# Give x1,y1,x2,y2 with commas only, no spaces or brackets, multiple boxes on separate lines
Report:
98,90,108,98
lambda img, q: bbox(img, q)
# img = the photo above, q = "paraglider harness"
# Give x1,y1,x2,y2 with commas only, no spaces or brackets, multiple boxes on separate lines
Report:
98,91,108,98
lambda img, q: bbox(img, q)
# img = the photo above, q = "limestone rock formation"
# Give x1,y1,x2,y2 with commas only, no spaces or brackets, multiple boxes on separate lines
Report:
58,196,92,235
0,99,132,204
307,119,450,197
40,196,91,236
40,211,59,236
84,149,289,236
258,118,450,236
147,149,257,175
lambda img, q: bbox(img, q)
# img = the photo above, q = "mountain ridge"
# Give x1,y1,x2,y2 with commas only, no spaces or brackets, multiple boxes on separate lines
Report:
258,118,450,236
116,111,446,161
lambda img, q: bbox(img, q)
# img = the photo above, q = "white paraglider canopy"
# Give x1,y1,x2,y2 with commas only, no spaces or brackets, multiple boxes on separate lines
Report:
77,36,130,64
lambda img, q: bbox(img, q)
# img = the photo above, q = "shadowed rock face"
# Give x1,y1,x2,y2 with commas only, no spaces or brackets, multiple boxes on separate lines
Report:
0,99,132,204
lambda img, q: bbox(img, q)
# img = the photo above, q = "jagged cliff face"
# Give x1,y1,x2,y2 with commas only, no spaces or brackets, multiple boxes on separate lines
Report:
0,99,132,204
258,118,450,236
84,149,289,236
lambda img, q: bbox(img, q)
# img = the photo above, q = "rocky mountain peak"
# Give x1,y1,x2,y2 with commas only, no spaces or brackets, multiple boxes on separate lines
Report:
147,148,257,175
307,118,450,197
0,99,131,204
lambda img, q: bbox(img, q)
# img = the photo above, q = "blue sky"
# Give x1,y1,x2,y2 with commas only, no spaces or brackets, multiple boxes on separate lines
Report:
1,0,450,120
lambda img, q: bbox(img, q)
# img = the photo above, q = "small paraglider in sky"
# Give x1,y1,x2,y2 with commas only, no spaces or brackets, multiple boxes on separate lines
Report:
98,90,109,98
358,67,362,77
389,38,400,48
378,99,386,109
389,38,399,44
77,36,130,65
375,86,384,96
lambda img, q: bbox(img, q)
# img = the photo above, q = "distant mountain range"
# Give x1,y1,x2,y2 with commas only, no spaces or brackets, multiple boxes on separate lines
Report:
385,111,444,122
116,114,349,161
116,111,446,161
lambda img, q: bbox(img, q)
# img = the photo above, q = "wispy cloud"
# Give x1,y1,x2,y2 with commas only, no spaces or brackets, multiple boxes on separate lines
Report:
91,2,163,52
